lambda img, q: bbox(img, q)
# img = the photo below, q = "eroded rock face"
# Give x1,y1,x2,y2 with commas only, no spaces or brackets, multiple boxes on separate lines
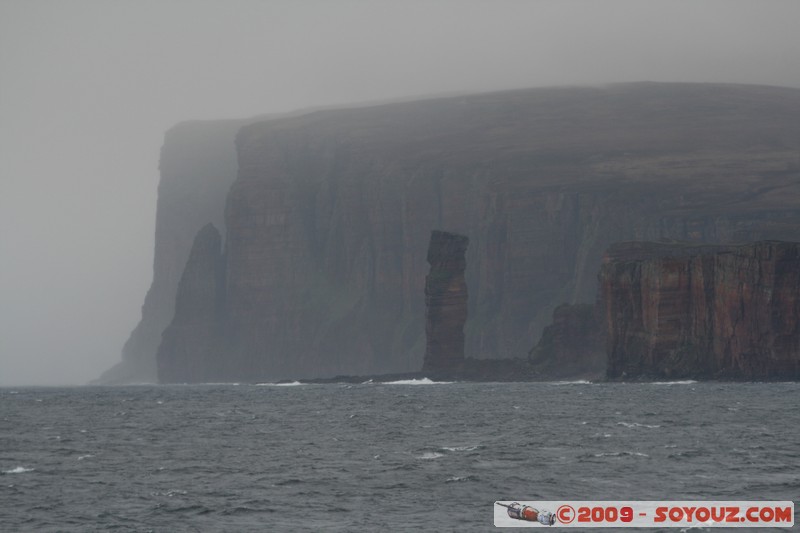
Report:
601,241,800,380
98,119,248,383
423,231,469,373
157,224,226,383
528,304,605,379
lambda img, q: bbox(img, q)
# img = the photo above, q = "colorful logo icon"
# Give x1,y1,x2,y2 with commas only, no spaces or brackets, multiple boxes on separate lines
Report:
496,502,556,525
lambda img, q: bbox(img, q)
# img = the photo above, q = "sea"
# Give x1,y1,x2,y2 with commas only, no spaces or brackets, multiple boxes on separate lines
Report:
1,381,797,532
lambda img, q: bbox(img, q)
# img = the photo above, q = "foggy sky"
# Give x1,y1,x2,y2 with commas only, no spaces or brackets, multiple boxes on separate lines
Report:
1,0,799,386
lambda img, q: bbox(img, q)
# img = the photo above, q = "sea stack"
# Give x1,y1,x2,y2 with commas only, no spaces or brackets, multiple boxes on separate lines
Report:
423,230,469,374
601,240,800,380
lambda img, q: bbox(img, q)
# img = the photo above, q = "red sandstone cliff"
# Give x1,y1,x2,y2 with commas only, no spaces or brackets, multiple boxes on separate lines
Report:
151,83,800,382
601,241,800,380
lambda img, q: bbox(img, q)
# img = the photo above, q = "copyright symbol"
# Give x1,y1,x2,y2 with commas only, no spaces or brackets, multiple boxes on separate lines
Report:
557,505,575,524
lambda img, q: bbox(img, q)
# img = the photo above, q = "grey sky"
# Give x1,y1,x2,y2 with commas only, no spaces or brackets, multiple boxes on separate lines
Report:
1,0,799,386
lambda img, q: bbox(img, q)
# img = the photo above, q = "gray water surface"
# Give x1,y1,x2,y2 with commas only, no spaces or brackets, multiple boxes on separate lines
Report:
1,381,798,531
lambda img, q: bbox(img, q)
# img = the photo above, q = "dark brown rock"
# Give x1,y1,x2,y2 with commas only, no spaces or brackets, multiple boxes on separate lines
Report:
422,231,469,373
601,241,800,380
528,304,606,379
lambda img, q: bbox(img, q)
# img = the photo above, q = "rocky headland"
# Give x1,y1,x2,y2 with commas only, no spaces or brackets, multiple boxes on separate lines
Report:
98,82,800,383
98,119,254,383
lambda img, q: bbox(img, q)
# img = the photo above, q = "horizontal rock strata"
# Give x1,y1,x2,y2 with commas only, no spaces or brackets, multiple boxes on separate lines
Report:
423,231,469,374
601,241,800,380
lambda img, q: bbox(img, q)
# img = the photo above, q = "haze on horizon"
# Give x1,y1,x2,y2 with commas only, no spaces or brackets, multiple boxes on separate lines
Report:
1,0,799,386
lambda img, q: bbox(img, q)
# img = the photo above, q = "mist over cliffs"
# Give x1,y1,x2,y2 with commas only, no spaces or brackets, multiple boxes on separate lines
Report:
102,82,800,383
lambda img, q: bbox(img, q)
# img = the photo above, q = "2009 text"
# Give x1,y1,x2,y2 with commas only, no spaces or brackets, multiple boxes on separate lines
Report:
494,500,794,528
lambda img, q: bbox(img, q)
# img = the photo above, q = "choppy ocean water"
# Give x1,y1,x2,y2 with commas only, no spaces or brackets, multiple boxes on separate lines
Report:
1,381,798,532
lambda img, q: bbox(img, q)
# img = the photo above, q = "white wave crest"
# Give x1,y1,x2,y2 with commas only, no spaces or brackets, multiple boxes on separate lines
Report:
441,445,481,452
384,378,452,385
256,381,304,387
551,380,593,385
3,466,34,474
651,380,698,385
445,475,476,482
617,422,661,429
416,452,444,460
593,451,649,458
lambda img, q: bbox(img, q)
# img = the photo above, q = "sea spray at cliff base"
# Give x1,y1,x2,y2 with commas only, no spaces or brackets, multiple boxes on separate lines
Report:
383,378,453,385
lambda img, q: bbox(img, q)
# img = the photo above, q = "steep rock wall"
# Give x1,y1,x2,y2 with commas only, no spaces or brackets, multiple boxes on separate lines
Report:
528,304,605,379
159,83,800,381
98,119,249,383
158,224,226,383
601,241,800,379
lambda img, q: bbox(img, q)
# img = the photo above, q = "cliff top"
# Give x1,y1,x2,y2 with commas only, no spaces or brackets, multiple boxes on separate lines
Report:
235,82,800,208
603,240,800,263
426,230,469,265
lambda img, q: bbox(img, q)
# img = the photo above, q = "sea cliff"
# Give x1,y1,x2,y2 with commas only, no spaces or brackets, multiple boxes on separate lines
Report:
601,241,800,380
103,82,800,383
98,119,249,383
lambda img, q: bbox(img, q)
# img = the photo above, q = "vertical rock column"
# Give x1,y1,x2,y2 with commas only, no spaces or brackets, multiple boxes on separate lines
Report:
422,230,469,374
